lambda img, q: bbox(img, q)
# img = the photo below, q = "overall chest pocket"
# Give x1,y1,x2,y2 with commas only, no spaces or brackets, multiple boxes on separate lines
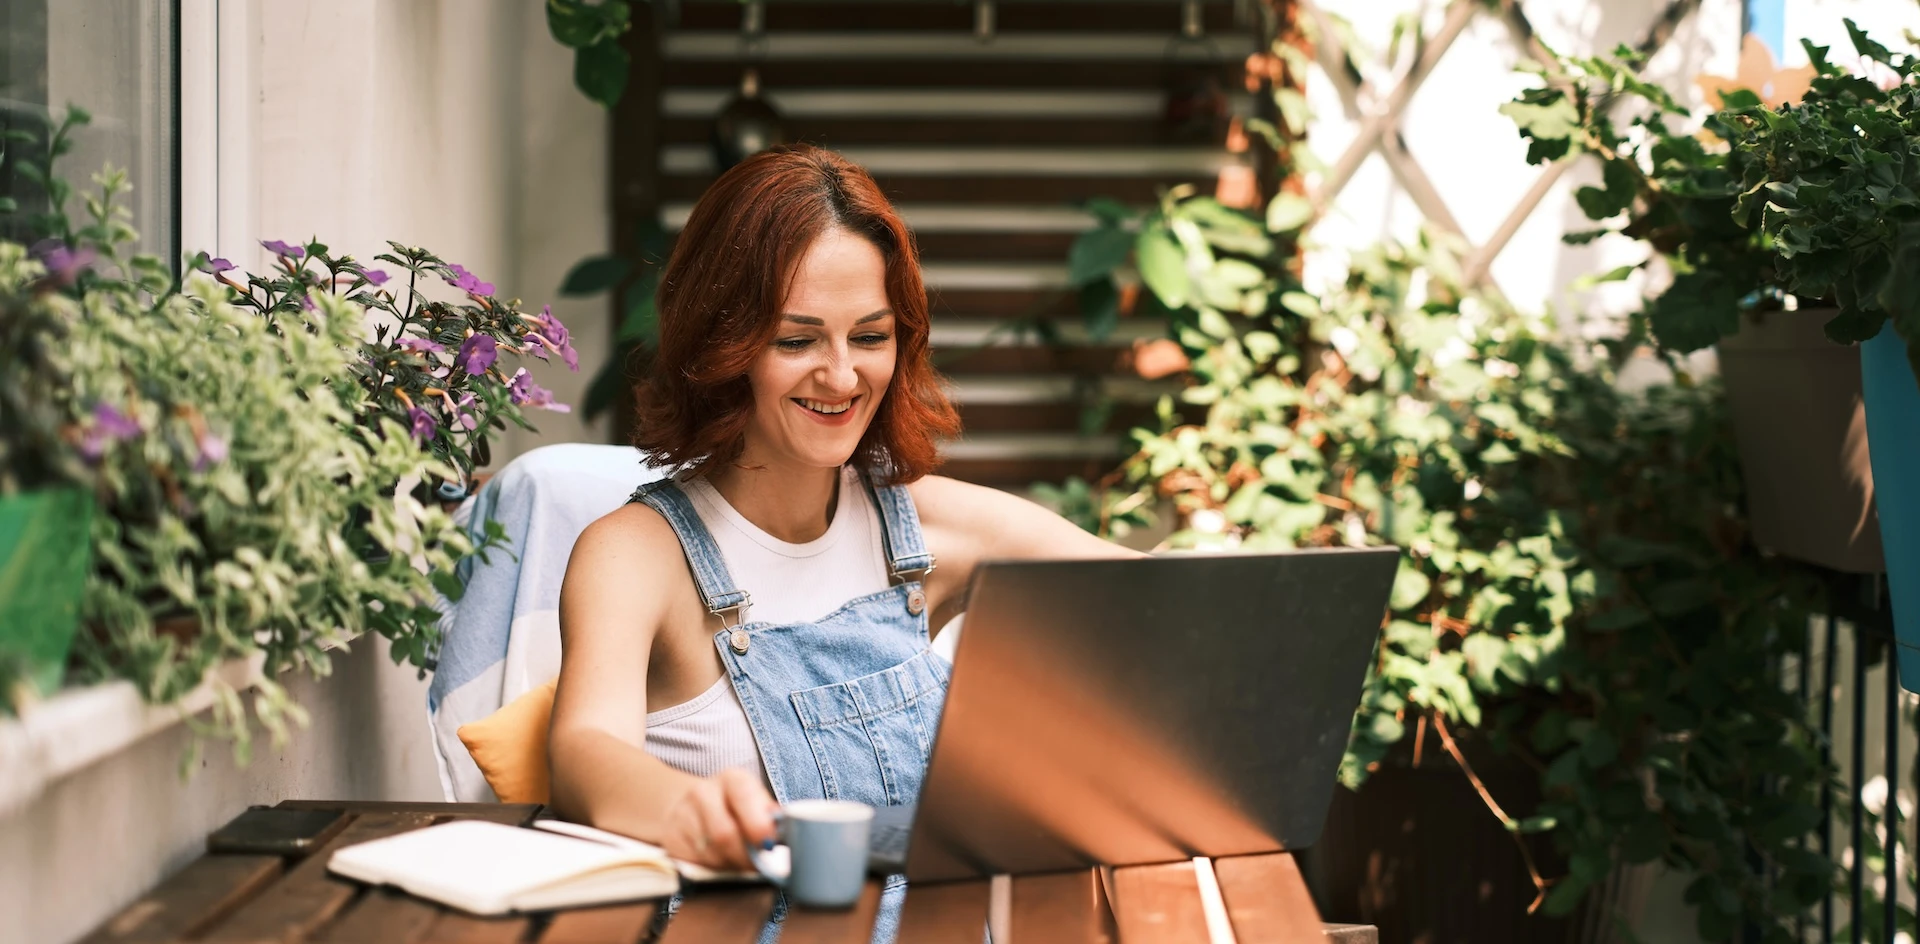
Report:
788,646,951,808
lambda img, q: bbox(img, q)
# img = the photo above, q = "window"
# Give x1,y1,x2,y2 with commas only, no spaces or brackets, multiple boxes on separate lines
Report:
1,0,179,266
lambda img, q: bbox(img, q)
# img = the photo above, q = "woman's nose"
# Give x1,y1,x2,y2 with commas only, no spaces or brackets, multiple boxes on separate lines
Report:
815,346,858,393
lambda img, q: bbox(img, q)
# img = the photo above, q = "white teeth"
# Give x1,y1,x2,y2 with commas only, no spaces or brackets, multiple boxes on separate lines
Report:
798,398,852,414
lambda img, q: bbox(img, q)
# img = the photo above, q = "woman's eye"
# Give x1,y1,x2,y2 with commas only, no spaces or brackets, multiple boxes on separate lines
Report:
855,333,892,346
775,338,812,351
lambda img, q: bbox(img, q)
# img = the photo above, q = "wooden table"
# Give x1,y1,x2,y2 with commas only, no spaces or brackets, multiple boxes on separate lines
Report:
80,801,1376,944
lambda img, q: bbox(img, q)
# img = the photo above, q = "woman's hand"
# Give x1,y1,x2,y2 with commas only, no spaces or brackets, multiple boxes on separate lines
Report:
662,768,780,871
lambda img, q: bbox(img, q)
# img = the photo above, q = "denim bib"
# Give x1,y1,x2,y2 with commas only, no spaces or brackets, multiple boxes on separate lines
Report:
629,470,947,944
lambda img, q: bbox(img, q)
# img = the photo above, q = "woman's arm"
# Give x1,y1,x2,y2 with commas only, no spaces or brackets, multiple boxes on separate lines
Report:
548,507,775,869
910,476,1144,630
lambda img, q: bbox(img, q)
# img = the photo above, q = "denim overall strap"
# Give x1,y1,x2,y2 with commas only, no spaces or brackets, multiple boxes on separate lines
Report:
860,471,935,581
628,479,751,620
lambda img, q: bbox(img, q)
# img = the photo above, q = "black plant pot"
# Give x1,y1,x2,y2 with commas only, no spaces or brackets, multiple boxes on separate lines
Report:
1302,743,1651,944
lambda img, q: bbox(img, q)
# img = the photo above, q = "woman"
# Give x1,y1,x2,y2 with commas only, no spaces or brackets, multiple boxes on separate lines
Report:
549,145,1134,931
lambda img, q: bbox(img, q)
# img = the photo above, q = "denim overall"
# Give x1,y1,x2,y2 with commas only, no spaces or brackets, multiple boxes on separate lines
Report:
629,470,950,944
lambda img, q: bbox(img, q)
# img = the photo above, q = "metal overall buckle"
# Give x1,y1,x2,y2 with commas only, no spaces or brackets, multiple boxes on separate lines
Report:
717,598,752,655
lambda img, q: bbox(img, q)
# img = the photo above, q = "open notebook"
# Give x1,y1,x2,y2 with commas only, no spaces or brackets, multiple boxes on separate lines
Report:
327,820,681,915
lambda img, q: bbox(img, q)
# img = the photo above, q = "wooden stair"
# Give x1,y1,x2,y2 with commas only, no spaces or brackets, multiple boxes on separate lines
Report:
619,0,1255,487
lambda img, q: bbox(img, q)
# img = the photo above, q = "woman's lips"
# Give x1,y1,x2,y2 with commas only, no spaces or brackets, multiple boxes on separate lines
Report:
791,396,860,426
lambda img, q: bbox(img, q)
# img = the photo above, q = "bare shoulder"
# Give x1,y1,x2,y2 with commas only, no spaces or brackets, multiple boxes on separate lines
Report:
560,501,689,640
570,500,683,571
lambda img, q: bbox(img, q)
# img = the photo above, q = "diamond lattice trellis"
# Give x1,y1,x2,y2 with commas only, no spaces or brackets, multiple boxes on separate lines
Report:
1297,0,1705,301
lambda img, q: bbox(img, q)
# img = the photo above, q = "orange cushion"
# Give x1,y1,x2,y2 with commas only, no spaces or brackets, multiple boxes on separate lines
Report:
457,677,559,804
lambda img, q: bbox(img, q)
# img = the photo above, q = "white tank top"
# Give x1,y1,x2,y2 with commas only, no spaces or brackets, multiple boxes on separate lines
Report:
642,466,891,781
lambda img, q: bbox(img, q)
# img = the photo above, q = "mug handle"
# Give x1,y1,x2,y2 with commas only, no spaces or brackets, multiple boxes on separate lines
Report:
747,810,789,887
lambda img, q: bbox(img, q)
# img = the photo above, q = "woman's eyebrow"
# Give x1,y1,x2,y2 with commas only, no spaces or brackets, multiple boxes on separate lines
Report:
779,309,895,326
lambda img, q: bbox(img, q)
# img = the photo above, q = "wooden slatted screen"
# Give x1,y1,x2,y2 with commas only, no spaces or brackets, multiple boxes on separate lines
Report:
612,0,1260,487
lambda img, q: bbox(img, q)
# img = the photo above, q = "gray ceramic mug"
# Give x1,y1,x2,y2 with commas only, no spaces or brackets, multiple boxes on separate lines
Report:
747,798,874,908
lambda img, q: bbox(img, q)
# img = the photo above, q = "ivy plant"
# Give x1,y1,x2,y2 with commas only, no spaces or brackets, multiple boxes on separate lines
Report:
1064,189,1828,937
1501,46,1774,358
1504,22,1920,377
1720,23,1920,376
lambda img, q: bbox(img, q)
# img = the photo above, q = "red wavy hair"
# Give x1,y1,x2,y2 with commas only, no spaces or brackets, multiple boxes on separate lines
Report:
632,145,959,484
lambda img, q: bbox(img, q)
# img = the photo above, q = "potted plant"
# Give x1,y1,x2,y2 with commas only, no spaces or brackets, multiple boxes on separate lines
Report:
1502,41,1884,576
1063,187,1827,939
0,106,569,754
0,112,97,706
1712,23,1920,686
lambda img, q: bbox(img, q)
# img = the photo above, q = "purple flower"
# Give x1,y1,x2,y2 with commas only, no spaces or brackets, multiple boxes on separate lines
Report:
299,293,316,312
406,405,438,442
397,336,445,355
30,240,96,286
77,402,141,462
445,393,479,432
507,368,572,413
261,239,305,258
193,432,229,472
358,267,391,287
198,256,237,275
442,263,495,296
523,306,580,371
457,334,498,375
94,402,141,438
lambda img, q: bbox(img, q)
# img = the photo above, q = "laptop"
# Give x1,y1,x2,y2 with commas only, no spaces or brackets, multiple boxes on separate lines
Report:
867,546,1400,881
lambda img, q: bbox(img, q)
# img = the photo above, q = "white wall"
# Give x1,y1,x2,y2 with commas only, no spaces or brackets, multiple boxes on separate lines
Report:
0,3,608,941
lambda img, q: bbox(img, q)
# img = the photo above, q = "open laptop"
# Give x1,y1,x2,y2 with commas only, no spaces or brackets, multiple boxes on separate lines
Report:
866,546,1400,881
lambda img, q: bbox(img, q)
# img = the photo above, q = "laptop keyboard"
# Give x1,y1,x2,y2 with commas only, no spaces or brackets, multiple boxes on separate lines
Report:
867,804,916,870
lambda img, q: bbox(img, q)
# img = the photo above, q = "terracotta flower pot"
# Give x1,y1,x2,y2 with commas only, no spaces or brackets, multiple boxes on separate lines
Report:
1715,308,1883,572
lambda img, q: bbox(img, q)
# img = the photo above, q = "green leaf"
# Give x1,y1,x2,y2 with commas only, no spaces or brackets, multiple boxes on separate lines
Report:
617,281,659,343
1265,192,1313,234
1135,223,1190,310
1083,197,1134,226
560,255,631,296
548,0,617,47
1068,225,1133,285
1079,279,1119,339
430,567,466,603
574,40,630,109
1843,18,1892,65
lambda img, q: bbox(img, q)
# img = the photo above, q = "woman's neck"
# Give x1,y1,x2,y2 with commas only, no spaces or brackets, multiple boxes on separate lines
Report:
705,458,843,544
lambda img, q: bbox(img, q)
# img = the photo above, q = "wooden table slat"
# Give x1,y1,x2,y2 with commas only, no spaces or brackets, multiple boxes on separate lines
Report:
777,879,884,944
419,911,533,944
1211,852,1325,944
537,900,666,944
201,811,436,943
275,799,542,825
78,854,284,944
894,879,992,944
1110,861,1211,944
1009,870,1115,944
653,886,777,944
310,886,442,944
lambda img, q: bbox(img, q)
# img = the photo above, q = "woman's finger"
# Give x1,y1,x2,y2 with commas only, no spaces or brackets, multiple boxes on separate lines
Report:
718,768,779,850
692,784,752,871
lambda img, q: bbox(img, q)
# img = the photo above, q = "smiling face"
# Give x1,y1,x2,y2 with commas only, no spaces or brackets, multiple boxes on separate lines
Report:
739,226,897,473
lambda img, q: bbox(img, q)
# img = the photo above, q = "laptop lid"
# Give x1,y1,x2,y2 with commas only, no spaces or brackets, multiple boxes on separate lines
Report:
904,546,1399,881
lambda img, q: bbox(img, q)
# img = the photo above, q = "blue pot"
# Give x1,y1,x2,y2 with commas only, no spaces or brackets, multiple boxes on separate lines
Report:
1864,326,1920,690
